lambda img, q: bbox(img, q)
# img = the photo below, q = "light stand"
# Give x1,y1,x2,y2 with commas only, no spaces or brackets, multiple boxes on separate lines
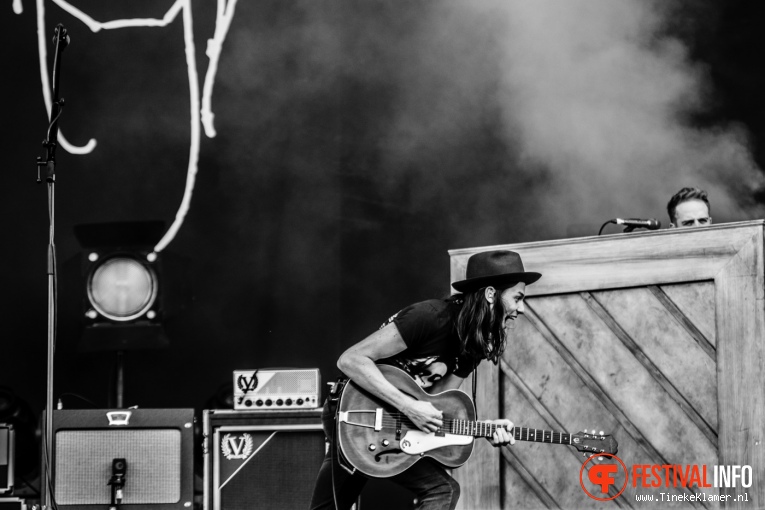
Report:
110,351,125,409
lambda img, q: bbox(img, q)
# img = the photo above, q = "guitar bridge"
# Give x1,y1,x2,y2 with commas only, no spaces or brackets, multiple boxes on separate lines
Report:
338,408,384,431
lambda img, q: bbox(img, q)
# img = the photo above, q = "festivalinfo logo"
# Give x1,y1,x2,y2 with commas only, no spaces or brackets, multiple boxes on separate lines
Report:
579,454,753,503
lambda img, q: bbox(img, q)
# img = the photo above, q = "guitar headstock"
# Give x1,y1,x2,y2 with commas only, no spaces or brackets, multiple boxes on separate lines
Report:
571,430,618,455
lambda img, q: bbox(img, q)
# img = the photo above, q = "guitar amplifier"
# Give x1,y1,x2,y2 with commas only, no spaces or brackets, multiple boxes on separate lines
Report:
233,369,320,410
43,409,194,510
203,409,325,510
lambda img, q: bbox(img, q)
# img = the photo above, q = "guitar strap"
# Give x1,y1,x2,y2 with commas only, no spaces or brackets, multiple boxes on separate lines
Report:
327,377,354,510
329,378,356,475
472,367,478,416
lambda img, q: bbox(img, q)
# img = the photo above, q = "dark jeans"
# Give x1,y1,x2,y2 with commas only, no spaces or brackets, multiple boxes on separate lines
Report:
309,399,460,510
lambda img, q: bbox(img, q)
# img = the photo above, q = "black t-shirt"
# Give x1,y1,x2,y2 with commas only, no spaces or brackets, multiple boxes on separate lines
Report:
378,298,476,388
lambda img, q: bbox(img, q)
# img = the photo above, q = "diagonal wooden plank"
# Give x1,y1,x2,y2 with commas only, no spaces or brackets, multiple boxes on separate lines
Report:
500,359,632,509
583,291,718,448
498,449,554,510
523,304,667,463
659,282,716,348
593,287,718,432
647,285,716,362
500,446,561,510
523,303,713,509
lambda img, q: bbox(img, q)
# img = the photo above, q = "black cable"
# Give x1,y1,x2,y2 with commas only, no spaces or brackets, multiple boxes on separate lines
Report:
45,183,59,510
331,412,340,510
598,220,615,236
41,421,59,510
57,393,98,408
17,473,41,497
46,104,63,137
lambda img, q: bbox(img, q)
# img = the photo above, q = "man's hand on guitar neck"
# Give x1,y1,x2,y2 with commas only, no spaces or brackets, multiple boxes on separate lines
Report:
487,419,516,447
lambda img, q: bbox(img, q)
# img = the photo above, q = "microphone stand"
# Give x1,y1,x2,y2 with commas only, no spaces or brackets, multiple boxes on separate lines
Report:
36,23,69,510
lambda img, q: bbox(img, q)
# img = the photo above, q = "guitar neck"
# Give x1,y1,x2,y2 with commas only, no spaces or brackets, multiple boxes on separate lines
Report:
449,420,572,446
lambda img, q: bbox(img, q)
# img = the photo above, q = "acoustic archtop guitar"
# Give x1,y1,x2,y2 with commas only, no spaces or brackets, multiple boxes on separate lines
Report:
337,364,618,477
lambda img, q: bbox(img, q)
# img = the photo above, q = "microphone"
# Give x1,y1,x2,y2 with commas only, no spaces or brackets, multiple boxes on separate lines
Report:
613,218,661,230
53,24,70,50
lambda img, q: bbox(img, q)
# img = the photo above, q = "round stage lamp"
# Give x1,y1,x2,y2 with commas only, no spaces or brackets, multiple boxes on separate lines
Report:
87,256,158,322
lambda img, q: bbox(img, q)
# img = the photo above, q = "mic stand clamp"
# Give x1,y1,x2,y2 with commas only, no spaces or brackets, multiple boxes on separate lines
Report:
108,457,127,510
108,472,125,510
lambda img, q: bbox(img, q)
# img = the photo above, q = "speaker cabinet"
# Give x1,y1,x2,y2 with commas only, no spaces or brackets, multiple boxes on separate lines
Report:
203,409,324,510
46,409,194,510
0,425,14,494
0,498,26,510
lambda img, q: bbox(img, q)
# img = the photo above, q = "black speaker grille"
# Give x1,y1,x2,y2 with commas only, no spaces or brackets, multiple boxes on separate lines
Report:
54,429,181,504
220,430,324,510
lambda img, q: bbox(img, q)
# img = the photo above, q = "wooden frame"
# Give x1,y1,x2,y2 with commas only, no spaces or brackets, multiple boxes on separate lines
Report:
449,220,765,509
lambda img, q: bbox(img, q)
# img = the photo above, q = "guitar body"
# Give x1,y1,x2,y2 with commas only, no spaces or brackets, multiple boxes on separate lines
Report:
337,364,476,478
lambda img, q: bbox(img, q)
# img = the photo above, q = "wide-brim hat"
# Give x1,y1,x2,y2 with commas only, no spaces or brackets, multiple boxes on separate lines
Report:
451,250,541,293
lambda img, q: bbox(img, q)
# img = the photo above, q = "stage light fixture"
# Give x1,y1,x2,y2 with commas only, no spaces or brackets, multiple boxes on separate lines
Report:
86,254,158,322
74,222,169,352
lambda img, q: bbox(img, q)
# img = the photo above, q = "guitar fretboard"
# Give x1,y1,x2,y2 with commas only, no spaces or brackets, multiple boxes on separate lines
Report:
448,420,571,445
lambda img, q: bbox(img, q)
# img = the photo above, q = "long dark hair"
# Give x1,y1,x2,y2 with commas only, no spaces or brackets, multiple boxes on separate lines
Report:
451,287,507,365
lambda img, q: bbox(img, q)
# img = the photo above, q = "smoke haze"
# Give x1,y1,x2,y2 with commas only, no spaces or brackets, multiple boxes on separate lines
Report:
377,0,764,238
3,0,764,418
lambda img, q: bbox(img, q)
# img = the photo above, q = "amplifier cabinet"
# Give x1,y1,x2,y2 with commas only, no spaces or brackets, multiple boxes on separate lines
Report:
45,409,194,510
0,425,14,494
203,408,324,510
0,498,26,510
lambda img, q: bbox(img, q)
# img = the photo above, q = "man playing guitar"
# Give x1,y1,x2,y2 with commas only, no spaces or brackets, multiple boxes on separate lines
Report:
309,250,542,510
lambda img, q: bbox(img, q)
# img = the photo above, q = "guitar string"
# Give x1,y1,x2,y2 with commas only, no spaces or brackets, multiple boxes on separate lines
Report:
345,413,612,449
374,415,566,431
373,413,560,430
366,415,572,439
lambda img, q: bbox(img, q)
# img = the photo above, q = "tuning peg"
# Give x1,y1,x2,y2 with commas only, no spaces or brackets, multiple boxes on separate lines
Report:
591,429,596,435
599,430,604,435
598,456,604,461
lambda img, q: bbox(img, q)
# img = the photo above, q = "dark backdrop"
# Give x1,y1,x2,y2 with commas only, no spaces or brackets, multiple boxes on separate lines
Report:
2,0,765,495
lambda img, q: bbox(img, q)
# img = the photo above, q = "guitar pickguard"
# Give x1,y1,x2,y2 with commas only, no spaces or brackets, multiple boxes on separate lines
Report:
399,430,474,455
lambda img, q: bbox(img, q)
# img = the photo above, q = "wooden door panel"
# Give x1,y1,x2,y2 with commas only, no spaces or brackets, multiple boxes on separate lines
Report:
452,222,765,509
593,287,717,431
529,294,717,467
504,315,699,505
